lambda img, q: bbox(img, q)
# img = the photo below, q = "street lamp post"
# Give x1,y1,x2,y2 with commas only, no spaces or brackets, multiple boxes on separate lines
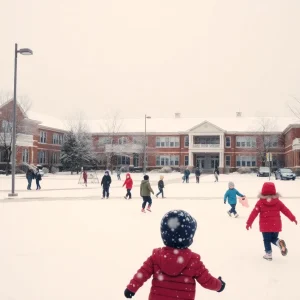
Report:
143,114,151,174
8,43,33,197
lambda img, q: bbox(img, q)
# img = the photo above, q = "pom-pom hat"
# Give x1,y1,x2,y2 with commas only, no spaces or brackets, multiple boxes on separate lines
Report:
160,210,197,249
261,182,276,196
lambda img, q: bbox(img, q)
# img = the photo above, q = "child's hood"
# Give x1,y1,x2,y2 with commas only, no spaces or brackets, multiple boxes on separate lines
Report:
258,193,281,206
153,247,193,276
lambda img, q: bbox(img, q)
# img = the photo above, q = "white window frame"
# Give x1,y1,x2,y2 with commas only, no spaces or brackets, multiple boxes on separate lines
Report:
156,155,179,166
156,137,180,148
236,136,256,148
38,151,46,164
225,137,231,148
184,136,189,147
184,155,189,166
236,155,256,167
225,155,231,167
40,131,47,144
118,137,127,145
22,148,29,163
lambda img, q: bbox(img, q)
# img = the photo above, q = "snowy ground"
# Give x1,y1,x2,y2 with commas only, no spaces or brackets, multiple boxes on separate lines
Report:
0,172,299,300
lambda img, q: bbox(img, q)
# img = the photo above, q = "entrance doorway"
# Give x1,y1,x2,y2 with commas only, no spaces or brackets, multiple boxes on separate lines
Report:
196,156,205,169
133,154,139,167
211,155,219,169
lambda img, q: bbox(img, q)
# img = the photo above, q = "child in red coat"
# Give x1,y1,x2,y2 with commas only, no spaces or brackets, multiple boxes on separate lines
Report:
124,210,225,299
83,170,88,187
246,182,297,261
123,173,133,199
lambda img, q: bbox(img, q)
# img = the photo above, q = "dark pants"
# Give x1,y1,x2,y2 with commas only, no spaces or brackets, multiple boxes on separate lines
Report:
142,196,152,209
196,176,200,183
229,204,237,215
117,174,121,180
262,232,279,253
185,176,189,183
156,188,164,198
214,174,218,182
36,179,41,190
103,186,110,198
125,189,132,199
27,178,32,190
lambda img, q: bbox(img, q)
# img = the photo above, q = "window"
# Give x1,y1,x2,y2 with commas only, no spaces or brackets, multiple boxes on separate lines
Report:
51,152,58,164
22,149,29,163
38,151,46,164
40,131,47,143
193,136,220,145
225,137,231,148
184,136,189,147
133,137,143,144
156,155,179,166
267,136,279,148
156,137,180,148
184,156,189,166
99,137,112,145
1,120,12,132
52,133,63,145
236,136,256,148
236,156,256,167
118,137,127,144
117,156,130,165
225,155,231,167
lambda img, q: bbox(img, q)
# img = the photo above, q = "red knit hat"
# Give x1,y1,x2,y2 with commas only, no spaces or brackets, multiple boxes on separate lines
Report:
261,182,276,195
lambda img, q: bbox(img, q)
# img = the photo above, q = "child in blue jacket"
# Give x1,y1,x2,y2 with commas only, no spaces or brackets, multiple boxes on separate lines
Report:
224,181,245,218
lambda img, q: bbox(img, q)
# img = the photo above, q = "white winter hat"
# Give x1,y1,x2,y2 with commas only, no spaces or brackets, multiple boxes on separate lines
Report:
228,181,235,188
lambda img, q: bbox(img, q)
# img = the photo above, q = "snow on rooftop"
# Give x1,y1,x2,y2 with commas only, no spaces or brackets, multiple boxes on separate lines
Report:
26,110,300,134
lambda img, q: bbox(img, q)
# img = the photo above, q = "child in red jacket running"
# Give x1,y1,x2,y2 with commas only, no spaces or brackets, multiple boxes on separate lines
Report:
246,182,297,261
123,173,133,199
124,210,226,299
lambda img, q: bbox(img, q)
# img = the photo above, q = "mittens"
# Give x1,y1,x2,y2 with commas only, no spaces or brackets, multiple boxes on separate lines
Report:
217,276,226,292
124,289,135,298
294,220,298,225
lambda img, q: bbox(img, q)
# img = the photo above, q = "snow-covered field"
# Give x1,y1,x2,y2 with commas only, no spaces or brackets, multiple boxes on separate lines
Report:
0,172,299,300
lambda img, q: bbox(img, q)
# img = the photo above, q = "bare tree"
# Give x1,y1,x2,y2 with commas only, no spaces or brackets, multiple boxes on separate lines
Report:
0,92,32,175
253,118,284,167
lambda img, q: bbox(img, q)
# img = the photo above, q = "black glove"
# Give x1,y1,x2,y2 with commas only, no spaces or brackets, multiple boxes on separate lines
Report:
124,288,135,298
217,276,226,292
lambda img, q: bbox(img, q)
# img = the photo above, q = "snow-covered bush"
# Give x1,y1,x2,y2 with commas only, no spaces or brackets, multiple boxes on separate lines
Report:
150,168,161,173
42,167,49,174
160,166,172,173
237,167,252,174
51,167,59,174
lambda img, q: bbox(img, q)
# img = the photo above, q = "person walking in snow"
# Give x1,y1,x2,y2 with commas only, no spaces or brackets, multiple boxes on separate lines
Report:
117,168,121,180
214,166,219,182
123,173,133,199
26,168,35,190
184,168,190,183
224,181,245,218
124,209,226,299
246,182,297,261
35,169,42,190
140,175,154,213
83,170,88,187
101,170,112,199
195,167,201,183
156,175,165,198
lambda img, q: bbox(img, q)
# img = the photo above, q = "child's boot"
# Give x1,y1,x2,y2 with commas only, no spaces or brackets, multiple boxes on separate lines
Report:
227,211,231,217
234,213,239,218
141,208,146,213
263,252,272,261
147,205,151,212
277,239,288,256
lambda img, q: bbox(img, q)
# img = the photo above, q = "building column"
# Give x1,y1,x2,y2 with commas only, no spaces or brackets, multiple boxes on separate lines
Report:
189,151,194,167
219,151,224,168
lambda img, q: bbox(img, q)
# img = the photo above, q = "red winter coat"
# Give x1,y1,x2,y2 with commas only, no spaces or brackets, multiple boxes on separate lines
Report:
123,174,133,189
246,195,296,232
127,247,222,300
83,172,87,181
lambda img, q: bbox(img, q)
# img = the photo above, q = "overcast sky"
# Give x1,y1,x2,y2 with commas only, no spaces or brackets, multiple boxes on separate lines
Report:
1,0,300,120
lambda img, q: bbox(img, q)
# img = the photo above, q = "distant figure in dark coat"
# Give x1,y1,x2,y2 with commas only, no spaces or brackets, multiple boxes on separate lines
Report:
214,166,219,182
101,170,112,199
26,168,35,190
156,175,165,198
195,167,201,183
35,170,42,190
184,168,190,183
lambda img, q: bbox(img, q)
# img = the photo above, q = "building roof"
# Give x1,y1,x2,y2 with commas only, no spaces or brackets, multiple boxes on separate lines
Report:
25,110,300,134
88,116,300,134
